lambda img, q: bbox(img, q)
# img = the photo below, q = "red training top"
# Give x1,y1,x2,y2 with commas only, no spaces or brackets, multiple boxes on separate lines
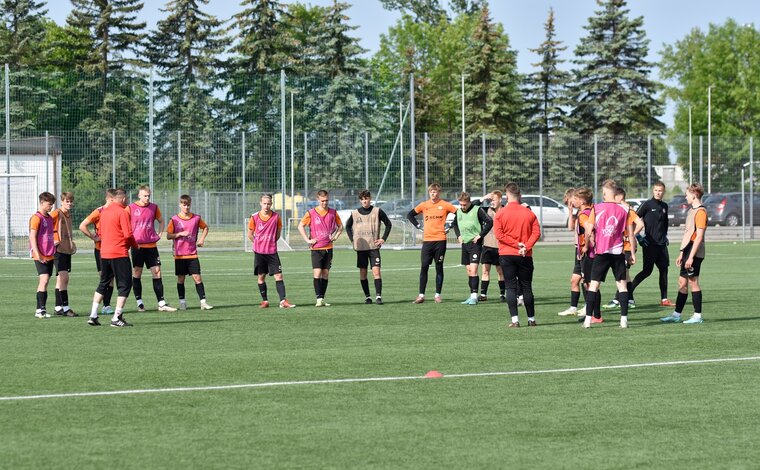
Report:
99,202,136,259
493,201,541,256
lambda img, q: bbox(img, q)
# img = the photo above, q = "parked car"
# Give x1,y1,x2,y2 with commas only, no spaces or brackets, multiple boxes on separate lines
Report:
626,198,648,212
703,192,760,227
667,195,689,226
446,194,568,228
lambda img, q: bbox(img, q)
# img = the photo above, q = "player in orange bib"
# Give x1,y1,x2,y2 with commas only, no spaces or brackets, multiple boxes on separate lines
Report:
406,183,458,304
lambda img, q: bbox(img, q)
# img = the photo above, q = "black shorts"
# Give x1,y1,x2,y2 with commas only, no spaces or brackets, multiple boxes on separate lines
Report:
54,252,72,274
498,255,534,289
175,258,202,276
680,243,704,278
461,242,482,266
581,256,594,284
590,253,627,283
97,257,133,297
94,248,102,272
254,252,282,276
421,241,447,267
573,257,582,276
624,251,633,269
480,246,499,265
34,259,54,276
131,246,161,269
311,249,333,270
356,249,381,269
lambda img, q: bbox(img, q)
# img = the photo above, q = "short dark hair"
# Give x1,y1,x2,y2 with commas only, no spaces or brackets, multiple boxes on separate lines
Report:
358,190,371,200
653,181,666,190
39,191,56,204
615,187,626,198
180,194,192,205
457,191,471,202
575,187,593,204
504,182,520,197
316,189,329,198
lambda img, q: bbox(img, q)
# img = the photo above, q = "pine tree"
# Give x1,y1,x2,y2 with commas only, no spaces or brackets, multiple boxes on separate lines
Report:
524,7,570,135
567,0,665,188
146,0,231,190
0,0,54,132
462,4,524,191
0,0,48,65
307,1,383,190
225,0,295,131
568,0,664,135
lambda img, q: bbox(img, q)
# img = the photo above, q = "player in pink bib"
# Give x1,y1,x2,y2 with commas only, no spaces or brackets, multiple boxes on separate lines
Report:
582,180,634,329
248,194,295,309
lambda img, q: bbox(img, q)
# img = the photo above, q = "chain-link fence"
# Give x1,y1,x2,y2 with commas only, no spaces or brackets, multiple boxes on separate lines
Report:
2,66,758,255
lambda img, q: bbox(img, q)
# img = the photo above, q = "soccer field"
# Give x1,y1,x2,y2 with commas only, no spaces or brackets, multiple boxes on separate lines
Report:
2,243,760,468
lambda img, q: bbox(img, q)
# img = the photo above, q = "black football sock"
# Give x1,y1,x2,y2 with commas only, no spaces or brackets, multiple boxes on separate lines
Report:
499,280,506,296
104,285,114,307
570,290,580,308
313,278,322,298
374,278,382,297
692,290,702,313
469,276,479,294
276,280,286,301
61,290,69,308
36,291,45,310
133,277,143,302
321,279,329,298
153,278,165,302
480,280,490,295
195,282,206,300
360,279,370,297
55,288,62,309
675,291,688,314
177,283,186,301
259,282,268,301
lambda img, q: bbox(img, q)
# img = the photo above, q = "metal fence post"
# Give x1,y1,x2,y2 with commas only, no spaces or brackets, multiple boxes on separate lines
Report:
481,133,486,196
4,63,10,256
304,132,308,204
699,136,703,186
410,73,416,206
399,102,404,199
280,70,286,215
460,74,465,193
364,131,369,191
241,131,246,221
112,129,116,188
290,91,295,218
149,67,154,191
751,136,754,239
424,132,429,192
647,134,652,193
177,131,182,201
594,134,598,202
539,133,545,230
45,130,49,192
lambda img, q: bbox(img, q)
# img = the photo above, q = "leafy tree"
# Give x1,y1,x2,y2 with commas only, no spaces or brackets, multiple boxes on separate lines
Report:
568,0,664,135
524,7,570,135
661,19,760,189
377,0,447,24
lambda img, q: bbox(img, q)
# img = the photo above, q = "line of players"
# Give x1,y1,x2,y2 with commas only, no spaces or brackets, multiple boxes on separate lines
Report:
29,179,707,327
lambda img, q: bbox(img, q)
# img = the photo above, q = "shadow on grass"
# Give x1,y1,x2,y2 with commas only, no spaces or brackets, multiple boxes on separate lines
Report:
147,319,231,326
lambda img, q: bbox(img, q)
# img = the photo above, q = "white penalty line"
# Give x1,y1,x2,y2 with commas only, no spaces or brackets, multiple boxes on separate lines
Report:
2,356,760,402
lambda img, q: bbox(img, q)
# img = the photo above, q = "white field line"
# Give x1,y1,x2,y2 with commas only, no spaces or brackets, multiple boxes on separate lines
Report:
2,356,759,402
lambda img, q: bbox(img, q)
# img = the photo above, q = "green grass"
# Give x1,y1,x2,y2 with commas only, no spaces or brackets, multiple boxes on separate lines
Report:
2,243,760,468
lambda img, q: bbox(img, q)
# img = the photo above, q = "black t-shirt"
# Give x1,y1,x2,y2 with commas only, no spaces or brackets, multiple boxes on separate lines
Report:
637,198,669,245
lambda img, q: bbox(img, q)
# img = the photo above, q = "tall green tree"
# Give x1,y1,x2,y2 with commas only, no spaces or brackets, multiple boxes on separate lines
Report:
524,7,570,135
225,0,294,131
661,19,760,189
147,0,232,190
0,0,48,65
566,0,665,188
567,0,664,135
0,1,54,132
378,0,446,24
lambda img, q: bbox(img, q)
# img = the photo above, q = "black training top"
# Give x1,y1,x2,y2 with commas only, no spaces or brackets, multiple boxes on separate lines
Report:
345,206,393,242
636,198,669,245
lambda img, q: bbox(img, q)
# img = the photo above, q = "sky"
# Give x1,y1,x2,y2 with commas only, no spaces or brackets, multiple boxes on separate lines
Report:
45,0,760,128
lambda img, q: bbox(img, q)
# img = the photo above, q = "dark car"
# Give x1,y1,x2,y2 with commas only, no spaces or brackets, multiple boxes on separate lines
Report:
703,192,760,227
667,195,689,226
